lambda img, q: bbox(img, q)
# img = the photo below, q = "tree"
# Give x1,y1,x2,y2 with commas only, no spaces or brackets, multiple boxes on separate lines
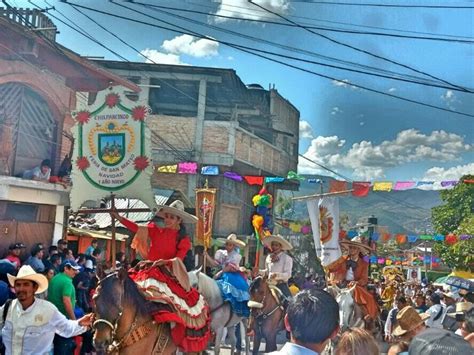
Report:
431,174,474,272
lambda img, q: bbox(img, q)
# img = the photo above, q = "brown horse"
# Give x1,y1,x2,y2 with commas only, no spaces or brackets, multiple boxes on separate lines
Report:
247,276,285,354
92,268,177,354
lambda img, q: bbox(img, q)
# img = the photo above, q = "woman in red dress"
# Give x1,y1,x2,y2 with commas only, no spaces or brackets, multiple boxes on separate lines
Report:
110,200,210,352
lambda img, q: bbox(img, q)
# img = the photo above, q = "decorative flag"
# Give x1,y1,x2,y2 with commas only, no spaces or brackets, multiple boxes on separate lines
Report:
352,182,371,197
289,222,301,233
419,235,433,240
287,171,305,180
308,178,322,184
195,188,217,248
394,181,416,191
223,171,243,182
460,234,471,240
408,235,418,243
329,180,348,193
381,233,391,242
265,177,285,184
464,179,474,184
441,180,459,188
395,234,407,244
157,164,178,173
306,197,342,266
416,181,434,189
178,162,198,174
244,176,264,186
371,232,380,241
201,166,219,176
347,230,358,238
373,182,393,192
433,234,445,241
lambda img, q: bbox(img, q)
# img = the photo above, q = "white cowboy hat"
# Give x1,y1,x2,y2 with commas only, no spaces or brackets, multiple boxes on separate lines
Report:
156,200,198,224
262,235,293,251
447,302,473,317
7,265,48,294
217,234,246,248
340,236,371,256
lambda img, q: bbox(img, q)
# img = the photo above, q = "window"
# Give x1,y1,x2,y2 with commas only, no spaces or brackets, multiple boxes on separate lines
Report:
4,202,38,222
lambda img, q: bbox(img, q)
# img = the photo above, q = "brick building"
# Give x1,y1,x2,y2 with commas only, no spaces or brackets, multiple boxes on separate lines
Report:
94,60,300,244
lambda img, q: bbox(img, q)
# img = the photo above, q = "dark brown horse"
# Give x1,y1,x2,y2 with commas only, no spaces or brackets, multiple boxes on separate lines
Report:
247,276,285,354
92,268,177,354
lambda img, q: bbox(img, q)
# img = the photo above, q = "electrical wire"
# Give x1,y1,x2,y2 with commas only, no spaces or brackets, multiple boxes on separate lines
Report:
290,1,474,9
249,1,473,93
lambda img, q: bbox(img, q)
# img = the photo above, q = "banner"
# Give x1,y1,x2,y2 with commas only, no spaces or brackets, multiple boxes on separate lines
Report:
307,197,342,266
195,188,217,248
70,87,156,211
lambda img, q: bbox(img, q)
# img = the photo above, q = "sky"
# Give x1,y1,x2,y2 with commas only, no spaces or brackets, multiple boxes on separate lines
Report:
11,0,474,183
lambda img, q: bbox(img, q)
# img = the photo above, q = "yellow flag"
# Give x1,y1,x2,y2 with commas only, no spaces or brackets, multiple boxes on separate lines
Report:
373,181,393,192
157,164,177,173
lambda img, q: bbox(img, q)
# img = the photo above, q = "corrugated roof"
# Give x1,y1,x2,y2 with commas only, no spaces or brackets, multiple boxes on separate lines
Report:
68,226,129,241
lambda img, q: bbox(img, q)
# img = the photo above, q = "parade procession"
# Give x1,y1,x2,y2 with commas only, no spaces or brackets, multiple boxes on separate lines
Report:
0,2,473,355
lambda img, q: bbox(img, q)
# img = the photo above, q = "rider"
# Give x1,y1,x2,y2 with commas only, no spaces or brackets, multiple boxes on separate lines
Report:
204,233,250,317
110,200,210,353
257,235,293,299
337,236,379,322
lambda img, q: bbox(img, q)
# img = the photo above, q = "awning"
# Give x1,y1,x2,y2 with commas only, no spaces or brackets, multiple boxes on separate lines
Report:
67,226,129,242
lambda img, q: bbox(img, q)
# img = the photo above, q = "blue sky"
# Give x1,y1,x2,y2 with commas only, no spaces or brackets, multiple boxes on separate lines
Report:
14,0,474,182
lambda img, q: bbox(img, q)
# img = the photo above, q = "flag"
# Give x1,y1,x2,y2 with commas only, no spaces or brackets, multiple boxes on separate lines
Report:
195,188,217,248
287,171,305,180
178,162,197,174
373,181,393,192
157,164,177,173
441,180,458,188
352,182,371,197
464,179,474,184
265,177,285,184
329,180,347,193
306,197,342,267
201,166,219,175
394,181,416,190
223,171,243,182
244,176,264,186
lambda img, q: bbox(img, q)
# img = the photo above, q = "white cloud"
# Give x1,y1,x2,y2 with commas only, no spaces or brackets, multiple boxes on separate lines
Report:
331,79,358,90
161,34,219,58
388,87,397,93
422,162,474,181
140,48,187,65
440,89,460,110
298,129,473,180
227,56,234,61
299,120,314,139
331,107,343,115
214,0,290,22
359,121,365,126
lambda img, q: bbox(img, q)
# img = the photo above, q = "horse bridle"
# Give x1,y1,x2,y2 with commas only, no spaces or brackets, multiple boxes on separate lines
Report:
250,290,284,328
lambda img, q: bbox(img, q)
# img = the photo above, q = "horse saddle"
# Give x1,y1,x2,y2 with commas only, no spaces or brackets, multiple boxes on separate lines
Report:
269,285,287,309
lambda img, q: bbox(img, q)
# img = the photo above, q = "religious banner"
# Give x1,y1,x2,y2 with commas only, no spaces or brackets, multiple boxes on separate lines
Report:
307,197,342,266
70,87,156,211
195,188,217,248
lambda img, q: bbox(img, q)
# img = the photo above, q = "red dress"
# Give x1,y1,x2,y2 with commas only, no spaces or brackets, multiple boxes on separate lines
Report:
120,217,210,352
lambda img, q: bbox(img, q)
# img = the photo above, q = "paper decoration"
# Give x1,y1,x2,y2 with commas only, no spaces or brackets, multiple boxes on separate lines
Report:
445,234,458,245
157,164,178,173
265,177,285,184
408,235,418,243
300,225,311,234
373,181,393,192
329,180,348,193
223,171,243,182
394,181,416,190
395,234,407,244
352,182,371,197
201,166,219,175
308,178,322,184
244,176,264,186
377,258,385,264
381,233,391,242
287,171,305,180
289,222,302,233
416,181,434,188
347,230,358,238
460,234,471,240
419,235,433,240
433,234,445,241
371,233,380,241
178,162,197,174
464,179,474,184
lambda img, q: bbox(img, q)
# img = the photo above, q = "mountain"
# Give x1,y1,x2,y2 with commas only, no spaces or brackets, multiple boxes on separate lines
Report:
278,175,442,234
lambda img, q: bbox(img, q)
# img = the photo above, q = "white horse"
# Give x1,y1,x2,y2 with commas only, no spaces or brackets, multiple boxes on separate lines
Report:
188,269,250,355
326,285,365,332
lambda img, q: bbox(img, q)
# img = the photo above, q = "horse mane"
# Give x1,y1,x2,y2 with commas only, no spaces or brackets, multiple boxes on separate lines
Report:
249,276,263,293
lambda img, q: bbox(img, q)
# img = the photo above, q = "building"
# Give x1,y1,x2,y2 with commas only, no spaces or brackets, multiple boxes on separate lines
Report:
0,8,138,256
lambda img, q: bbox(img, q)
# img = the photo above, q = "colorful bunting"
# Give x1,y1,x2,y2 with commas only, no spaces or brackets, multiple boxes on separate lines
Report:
201,166,219,175
308,178,322,184
419,235,433,240
416,181,434,188
244,176,264,186
287,171,305,180
373,181,393,192
223,171,243,182
178,162,197,174
352,182,371,197
157,164,177,173
394,181,416,190
371,233,380,242
408,235,418,243
464,179,474,184
441,180,459,188
329,180,348,193
265,177,285,184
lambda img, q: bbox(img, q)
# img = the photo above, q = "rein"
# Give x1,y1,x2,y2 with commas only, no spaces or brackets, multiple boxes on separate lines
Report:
251,287,284,328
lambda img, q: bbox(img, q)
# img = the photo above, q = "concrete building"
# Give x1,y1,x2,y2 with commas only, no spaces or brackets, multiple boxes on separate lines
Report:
94,60,300,247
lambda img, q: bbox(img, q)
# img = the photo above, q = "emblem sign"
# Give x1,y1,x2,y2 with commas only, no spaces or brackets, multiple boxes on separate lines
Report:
70,87,157,211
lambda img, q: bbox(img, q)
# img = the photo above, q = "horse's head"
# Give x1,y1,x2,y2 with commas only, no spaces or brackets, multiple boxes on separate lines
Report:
248,275,270,309
92,268,128,353
336,284,356,332
187,266,202,289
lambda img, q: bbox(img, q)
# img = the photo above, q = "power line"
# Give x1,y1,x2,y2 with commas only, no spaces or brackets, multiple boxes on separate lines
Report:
61,1,474,117
290,1,474,9
249,0,473,93
134,1,474,44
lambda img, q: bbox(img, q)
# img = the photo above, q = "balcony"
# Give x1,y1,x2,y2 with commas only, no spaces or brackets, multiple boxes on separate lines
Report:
0,7,57,42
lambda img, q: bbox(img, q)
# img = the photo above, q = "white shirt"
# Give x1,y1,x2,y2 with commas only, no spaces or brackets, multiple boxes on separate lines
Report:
0,298,87,355
214,249,241,267
263,252,293,282
268,342,319,354
425,304,446,329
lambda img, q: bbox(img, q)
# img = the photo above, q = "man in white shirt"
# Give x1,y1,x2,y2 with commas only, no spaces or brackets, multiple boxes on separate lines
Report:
424,293,446,329
1,265,93,355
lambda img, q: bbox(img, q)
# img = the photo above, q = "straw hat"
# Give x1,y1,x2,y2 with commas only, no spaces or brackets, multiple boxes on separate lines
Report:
340,236,371,256
217,234,246,248
447,302,473,317
392,306,429,336
262,235,293,251
7,265,48,294
156,200,198,224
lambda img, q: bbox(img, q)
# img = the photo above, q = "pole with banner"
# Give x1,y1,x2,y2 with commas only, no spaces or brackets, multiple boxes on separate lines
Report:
195,187,217,270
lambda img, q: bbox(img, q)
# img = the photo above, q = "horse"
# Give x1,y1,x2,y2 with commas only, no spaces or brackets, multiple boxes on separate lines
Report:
247,276,285,354
188,268,250,355
93,267,177,354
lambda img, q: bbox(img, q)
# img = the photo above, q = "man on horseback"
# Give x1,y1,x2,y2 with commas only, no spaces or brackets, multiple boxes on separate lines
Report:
110,200,211,353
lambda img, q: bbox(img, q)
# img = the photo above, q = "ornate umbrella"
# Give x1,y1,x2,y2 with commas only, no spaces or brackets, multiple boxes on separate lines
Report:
445,276,474,292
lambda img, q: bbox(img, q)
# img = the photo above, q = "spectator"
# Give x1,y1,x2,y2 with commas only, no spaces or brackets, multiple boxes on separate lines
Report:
425,293,446,329
48,245,59,257
393,306,428,342
22,159,51,181
48,260,82,354
385,296,408,342
408,328,472,354
24,243,45,273
1,265,92,354
76,254,87,271
84,239,98,256
388,341,409,355
335,328,379,355
455,306,474,346
88,247,102,266
63,248,75,261
5,243,26,270
73,260,94,312
414,293,428,313
443,291,458,315
269,289,339,354
56,239,68,260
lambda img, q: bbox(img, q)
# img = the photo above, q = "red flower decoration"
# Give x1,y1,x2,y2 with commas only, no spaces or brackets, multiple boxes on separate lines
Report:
132,106,147,121
76,111,90,124
76,157,90,171
105,93,120,108
445,233,458,246
134,156,149,171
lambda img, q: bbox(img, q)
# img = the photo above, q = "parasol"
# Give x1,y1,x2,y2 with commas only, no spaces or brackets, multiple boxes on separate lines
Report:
445,276,474,292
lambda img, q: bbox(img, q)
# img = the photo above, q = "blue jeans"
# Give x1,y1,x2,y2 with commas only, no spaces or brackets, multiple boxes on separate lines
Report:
53,335,76,355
